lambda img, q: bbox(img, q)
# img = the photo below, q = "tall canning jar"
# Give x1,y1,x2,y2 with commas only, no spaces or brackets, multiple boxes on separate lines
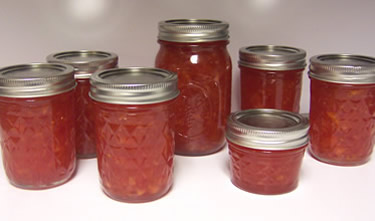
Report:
0,63,76,189
90,67,179,203
309,54,375,166
47,50,118,158
155,19,232,156
239,45,306,112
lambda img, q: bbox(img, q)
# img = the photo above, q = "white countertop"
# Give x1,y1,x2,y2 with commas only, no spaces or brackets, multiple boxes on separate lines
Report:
1,146,374,221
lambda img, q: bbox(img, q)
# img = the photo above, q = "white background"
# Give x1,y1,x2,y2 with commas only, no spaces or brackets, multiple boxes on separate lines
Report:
0,0,374,220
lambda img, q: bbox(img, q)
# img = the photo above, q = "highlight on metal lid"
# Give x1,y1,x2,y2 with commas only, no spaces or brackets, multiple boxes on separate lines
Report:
308,54,375,84
158,19,229,43
89,67,179,105
0,63,75,98
46,50,118,79
226,109,309,150
239,45,306,71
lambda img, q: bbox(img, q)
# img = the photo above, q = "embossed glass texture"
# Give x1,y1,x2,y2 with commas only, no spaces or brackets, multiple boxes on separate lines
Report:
93,100,175,202
155,40,232,155
228,141,306,195
309,79,375,166
75,78,96,158
0,91,76,189
240,67,303,112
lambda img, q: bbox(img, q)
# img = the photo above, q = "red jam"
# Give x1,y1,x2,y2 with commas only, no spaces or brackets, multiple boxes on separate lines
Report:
240,66,303,112
155,40,232,155
75,78,96,158
0,91,76,189
309,79,375,165
228,141,306,195
93,100,175,202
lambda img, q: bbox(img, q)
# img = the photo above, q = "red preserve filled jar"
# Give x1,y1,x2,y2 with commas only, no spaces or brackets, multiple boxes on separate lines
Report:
155,19,232,156
226,109,309,195
308,54,375,166
239,45,306,112
90,67,179,202
47,50,118,158
0,63,76,189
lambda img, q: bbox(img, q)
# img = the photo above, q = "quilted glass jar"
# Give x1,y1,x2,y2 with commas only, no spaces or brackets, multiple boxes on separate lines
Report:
47,50,118,158
90,67,179,202
226,109,309,194
309,54,375,166
0,63,76,189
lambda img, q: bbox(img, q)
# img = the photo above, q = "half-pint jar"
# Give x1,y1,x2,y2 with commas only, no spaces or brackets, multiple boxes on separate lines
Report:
155,19,232,156
309,54,375,166
239,45,306,112
47,50,118,158
0,63,76,189
90,67,179,202
226,109,309,194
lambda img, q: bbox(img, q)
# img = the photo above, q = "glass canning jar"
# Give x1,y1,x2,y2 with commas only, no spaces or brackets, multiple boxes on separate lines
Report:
239,45,306,112
226,109,309,195
47,50,118,158
155,19,232,156
90,67,179,203
0,63,76,189
308,54,375,166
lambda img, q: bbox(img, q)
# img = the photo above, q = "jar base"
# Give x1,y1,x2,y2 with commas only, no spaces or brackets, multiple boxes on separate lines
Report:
308,148,370,166
77,153,97,159
102,185,172,203
175,142,226,156
7,170,76,190
231,178,298,195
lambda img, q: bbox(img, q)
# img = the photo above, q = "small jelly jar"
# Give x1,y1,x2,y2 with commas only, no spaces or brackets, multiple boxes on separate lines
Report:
155,19,232,156
308,54,375,166
90,67,179,202
47,50,118,158
226,109,309,195
0,63,76,189
239,45,306,112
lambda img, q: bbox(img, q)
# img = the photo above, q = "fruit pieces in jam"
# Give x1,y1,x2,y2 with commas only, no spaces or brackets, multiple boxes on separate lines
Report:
309,79,375,166
0,91,76,189
240,66,303,112
228,141,306,195
93,100,175,202
155,40,232,155
75,78,96,158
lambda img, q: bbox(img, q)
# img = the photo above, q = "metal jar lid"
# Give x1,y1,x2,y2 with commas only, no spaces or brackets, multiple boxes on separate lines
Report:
226,109,309,150
0,63,75,98
158,19,229,43
46,50,118,79
309,54,375,84
90,67,179,105
239,45,306,71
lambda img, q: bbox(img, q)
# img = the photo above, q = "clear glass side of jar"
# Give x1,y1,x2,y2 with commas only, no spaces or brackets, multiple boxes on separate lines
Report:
93,99,176,202
240,66,303,112
155,40,232,156
0,90,76,189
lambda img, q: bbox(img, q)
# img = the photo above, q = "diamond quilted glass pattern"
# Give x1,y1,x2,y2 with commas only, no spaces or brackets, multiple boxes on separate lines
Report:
228,141,306,195
75,79,96,158
93,100,175,202
0,91,76,189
